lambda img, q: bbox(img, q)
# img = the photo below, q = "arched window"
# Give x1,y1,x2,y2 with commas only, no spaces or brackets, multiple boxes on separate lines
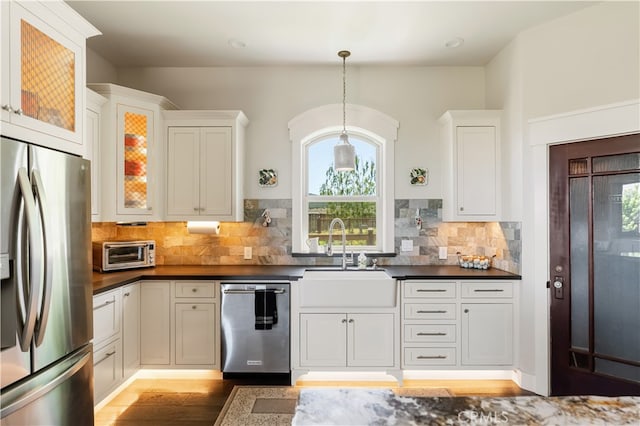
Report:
289,104,398,254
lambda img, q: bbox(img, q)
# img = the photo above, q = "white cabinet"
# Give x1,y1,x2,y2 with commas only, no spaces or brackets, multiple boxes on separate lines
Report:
299,313,347,367
87,83,178,221
175,303,216,365
93,339,121,404
164,111,248,221
92,282,140,405
139,280,219,369
173,281,219,367
401,280,515,369
121,282,140,380
461,303,513,365
140,281,171,365
1,0,98,156
86,89,107,220
439,110,501,221
92,287,122,404
299,313,395,368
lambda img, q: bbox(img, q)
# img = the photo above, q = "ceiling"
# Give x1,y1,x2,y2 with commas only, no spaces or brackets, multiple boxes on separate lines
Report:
67,1,598,68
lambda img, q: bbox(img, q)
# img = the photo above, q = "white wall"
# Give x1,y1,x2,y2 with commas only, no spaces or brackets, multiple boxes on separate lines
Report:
112,66,485,199
485,0,640,395
87,48,117,83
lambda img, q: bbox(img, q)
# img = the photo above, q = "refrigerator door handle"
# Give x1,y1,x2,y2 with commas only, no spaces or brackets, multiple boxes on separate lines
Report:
15,168,42,352
32,169,53,347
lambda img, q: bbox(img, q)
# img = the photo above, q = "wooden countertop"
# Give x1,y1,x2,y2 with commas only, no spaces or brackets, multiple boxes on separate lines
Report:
93,265,521,294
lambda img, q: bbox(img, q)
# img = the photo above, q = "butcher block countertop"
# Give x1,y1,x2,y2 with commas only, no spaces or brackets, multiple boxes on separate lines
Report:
92,265,521,295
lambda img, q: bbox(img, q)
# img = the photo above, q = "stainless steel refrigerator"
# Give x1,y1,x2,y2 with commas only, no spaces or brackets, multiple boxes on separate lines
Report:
0,136,94,425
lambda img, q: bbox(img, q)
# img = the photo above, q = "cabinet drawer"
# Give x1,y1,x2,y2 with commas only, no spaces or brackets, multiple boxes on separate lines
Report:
404,347,456,366
93,340,122,403
404,303,456,320
461,282,513,298
404,324,456,343
93,290,120,345
404,281,456,299
175,281,216,299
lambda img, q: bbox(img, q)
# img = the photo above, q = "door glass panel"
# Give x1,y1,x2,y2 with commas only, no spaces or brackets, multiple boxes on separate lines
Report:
569,159,588,175
123,112,148,209
595,359,640,383
569,177,589,351
593,172,640,381
592,153,640,173
21,20,75,131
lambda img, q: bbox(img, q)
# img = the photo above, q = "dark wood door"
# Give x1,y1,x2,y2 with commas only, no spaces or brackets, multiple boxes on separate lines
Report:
549,134,640,396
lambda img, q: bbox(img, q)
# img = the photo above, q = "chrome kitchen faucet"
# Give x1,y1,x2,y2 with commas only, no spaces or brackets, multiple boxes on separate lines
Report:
326,218,351,269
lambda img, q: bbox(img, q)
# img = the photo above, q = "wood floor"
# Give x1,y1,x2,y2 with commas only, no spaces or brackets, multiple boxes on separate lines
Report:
94,378,535,426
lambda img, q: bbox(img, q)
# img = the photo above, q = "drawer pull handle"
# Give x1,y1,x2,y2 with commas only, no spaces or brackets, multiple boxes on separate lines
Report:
123,292,130,297
417,355,447,359
417,332,447,336
94,300,114,309
192,288,198,293
473,289,504,292
417,289,447,292
417,310,447,314
97,350,116,364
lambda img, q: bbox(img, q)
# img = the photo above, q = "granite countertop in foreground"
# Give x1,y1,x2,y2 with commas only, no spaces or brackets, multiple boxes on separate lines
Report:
92,264,521,294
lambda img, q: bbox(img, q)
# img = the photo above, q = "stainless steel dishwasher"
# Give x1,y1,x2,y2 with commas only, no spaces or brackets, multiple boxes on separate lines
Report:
220,282,290,375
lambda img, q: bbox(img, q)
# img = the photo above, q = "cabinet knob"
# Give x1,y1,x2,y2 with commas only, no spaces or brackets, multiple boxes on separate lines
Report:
193,207,199,211
14,108,23,115
192,305,197,310
192,288,197,293
348,319,354,323
147,206,153,211
2,105,13,113
124,292,130,297
464,309,469,313
460,206,464,211
341,318,347,323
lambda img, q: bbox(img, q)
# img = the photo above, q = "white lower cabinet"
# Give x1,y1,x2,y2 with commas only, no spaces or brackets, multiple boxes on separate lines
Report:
93,340,122,403
299,313,395,368
401,280,516,369
122,282,141,379
139,280,219,368
140,281,171,365
93,283,139,405
175,303,216,365
461,303,513,365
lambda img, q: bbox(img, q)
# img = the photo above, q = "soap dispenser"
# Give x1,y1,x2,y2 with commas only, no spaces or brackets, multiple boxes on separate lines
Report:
357,252,367,269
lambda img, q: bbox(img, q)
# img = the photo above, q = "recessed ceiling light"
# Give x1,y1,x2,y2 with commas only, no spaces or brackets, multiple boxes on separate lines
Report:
445,37,464,49
228,38,246,49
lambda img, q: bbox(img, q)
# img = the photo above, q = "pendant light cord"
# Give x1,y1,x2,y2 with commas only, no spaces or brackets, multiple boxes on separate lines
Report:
338,50,350,137
342,53,346,135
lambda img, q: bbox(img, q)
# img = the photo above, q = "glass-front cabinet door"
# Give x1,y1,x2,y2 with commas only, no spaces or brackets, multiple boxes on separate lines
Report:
1,1,87,152
116,104,154,215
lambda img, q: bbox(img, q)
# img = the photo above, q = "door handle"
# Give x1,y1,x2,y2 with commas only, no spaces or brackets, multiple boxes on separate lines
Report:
32,170,53,347
16,168,41,351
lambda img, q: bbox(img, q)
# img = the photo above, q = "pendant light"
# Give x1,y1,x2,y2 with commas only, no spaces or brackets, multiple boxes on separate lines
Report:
334,50,355,171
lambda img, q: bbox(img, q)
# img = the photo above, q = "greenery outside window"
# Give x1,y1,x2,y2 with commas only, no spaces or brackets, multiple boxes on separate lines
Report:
306,135,380,250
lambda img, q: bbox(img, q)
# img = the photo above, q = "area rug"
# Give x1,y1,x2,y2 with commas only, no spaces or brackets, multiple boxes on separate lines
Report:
292,389,640,425
214,386,452,426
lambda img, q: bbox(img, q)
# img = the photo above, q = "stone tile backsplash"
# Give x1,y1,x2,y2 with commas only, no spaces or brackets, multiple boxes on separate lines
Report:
91,199,521,274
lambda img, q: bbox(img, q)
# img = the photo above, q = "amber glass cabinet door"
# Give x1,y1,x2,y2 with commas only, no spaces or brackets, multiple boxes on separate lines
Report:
2,1,84,146
549,134,640,396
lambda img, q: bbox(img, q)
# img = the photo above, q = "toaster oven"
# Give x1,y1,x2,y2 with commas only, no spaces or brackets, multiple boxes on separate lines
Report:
92,240,156,272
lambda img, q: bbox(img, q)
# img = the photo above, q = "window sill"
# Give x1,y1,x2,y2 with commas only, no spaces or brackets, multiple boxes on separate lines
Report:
291,252,397,258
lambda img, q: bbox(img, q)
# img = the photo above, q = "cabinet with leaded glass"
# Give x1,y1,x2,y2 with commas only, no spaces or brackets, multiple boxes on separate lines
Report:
1,0,98,156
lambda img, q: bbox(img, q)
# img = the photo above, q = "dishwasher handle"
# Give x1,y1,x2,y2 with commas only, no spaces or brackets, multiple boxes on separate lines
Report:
222,288,286,295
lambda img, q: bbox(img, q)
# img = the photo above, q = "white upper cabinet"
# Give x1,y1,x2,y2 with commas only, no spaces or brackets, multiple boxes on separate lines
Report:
88,83,178,221
439,110,502,222
164,110,248,221
86,88,107,220
1,0,99,156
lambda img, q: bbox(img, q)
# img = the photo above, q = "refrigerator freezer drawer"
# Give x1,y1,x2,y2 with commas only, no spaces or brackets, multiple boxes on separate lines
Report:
0,345,94,425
